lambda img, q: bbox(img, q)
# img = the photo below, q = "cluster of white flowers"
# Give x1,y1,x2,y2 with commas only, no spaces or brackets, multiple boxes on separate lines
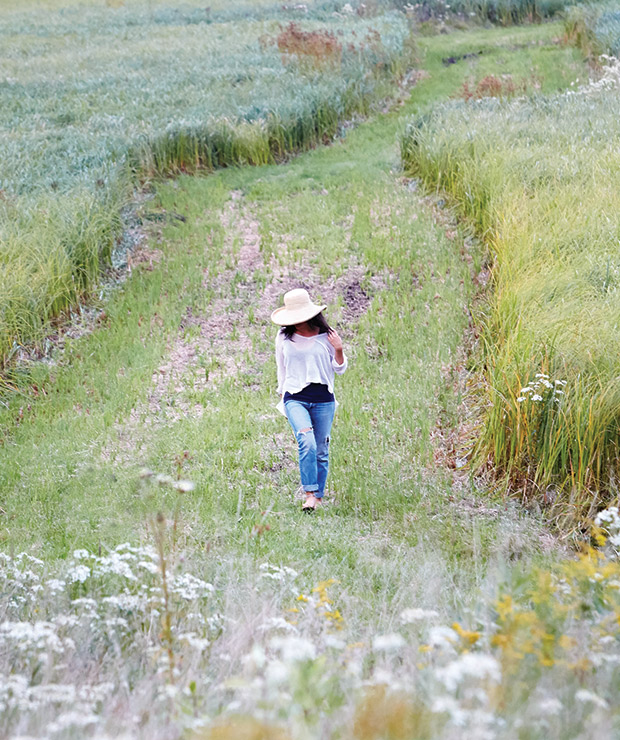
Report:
595,506,620,551
258,563,299,596
517,373,566,404
566,56,620,97
437,652,501,692
170,573,215,601
0,543,222,737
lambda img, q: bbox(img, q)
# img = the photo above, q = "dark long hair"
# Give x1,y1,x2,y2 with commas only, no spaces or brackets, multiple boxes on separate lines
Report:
280,311,331,340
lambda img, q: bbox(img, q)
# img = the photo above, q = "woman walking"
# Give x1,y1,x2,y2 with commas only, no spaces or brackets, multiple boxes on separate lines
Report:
271,288,347,511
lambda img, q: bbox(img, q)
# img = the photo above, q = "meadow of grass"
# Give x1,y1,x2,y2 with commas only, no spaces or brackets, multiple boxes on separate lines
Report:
0,0,413,367
402,35,620,519
3,20,613,738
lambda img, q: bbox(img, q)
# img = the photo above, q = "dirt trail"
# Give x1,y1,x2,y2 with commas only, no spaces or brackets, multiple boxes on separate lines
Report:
105,189,388,463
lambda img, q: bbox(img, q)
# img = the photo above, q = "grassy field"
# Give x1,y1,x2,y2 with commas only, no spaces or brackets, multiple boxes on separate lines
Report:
5,18,620,738
402,21,620,520
0,0,413,367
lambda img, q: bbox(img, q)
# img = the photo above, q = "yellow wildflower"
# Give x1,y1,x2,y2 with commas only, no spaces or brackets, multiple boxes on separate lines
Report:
452,621,481,647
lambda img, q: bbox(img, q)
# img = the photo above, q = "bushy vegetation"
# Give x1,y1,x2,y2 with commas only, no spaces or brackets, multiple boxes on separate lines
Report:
396,0,607,27
3,505,620,738
0,0,412,367
402,58,620,519
564,1,620,57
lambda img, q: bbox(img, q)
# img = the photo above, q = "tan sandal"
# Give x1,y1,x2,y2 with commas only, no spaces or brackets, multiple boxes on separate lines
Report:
302,493,317,512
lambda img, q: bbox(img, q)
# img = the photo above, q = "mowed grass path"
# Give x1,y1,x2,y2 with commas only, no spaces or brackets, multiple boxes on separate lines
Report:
0,25,583,620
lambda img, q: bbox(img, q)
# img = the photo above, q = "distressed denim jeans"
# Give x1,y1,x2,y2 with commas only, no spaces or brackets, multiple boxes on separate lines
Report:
284,400,336,499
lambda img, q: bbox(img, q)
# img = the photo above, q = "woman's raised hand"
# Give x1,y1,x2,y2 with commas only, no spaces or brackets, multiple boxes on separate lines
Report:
327,328,343,351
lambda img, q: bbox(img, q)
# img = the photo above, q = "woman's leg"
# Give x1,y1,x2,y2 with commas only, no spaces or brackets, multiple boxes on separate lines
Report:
284,400,319,494
308,402,335,499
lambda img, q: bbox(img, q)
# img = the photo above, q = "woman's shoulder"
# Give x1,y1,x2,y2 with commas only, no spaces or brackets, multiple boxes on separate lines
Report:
316,332,333,351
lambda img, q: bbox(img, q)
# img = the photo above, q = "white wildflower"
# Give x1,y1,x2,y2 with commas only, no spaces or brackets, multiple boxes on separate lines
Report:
259,563,299,581
258,617,298,633
575,689,609,709
535,373,549,379
104,617,129,629
170,573,214,600
53,615,79,628
243,643,267,670
178,632,210,651
66,564,91,583
595,507,619,526
517,397,526,403
72,549,91,560
102,594,143,612
372,633,406,652
269,635,316,663
174,479,195,492
536,697,563,715
48,710,98,734
520,387,532,394
16,553,44,566
0,621,70,654
431,695,467,725
47,579,66,594
370,668,402,688
437,653,501,692
94,552,137,580
400,607,439,624
531,394,543,402
324,634,346,649
137,560,159,574
428,625,457,649
265,659,289,686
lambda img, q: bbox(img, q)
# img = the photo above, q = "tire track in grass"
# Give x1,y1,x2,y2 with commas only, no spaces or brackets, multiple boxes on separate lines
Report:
140,126,528,533
104,188,390,469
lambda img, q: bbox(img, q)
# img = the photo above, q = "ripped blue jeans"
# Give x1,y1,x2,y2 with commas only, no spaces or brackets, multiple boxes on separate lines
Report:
284,400,336,499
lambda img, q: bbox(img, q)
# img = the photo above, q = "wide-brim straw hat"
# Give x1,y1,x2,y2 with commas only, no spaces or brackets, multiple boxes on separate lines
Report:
271,288,326,326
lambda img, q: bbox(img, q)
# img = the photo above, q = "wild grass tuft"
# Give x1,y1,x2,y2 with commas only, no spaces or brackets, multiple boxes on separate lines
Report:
391,0,610,27
564,1,620,58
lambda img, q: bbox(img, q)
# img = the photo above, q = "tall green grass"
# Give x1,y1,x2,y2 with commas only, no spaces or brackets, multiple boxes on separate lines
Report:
402,75,620,519
564,1,620,57
390,0,609,26
0,2,413,367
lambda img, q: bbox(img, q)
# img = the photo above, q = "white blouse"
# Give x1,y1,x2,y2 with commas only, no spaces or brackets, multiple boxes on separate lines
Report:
275,331,347,415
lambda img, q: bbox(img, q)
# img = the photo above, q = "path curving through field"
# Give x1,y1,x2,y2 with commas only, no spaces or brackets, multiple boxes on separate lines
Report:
0,22,586,739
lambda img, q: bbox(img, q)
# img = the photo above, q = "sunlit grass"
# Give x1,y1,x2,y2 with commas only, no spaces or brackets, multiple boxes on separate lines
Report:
402,49,620,520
